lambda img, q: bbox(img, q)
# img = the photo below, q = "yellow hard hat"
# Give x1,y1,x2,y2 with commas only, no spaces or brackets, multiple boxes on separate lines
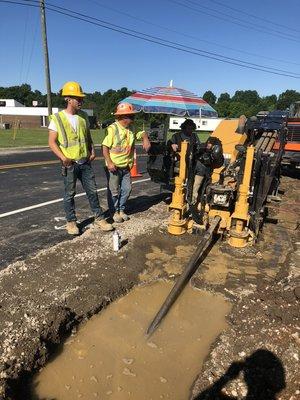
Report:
61,81,85,97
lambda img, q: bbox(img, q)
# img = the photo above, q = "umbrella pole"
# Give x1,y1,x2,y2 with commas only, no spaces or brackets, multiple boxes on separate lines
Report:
165,115,170,143
143,112,148,131
143,112,150,132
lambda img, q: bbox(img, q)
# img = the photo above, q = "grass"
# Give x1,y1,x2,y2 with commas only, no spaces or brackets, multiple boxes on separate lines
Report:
0,129,211,149
166,131,210,143
198,132,210,141
0,129,106,148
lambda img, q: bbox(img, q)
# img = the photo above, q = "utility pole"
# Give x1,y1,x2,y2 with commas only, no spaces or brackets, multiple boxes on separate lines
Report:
40,0,52,116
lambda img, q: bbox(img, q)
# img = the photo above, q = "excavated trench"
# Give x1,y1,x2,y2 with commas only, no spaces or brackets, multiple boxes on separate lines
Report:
2,175,299,399
28,281,231,400
7,226,300,400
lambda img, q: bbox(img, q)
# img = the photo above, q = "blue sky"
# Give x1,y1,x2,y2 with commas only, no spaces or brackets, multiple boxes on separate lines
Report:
0,0,300,97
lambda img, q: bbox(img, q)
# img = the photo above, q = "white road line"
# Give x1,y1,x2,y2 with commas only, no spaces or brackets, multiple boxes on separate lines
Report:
0,178,151,219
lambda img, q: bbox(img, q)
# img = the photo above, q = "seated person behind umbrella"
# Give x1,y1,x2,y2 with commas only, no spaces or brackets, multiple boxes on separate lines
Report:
169,119,224,205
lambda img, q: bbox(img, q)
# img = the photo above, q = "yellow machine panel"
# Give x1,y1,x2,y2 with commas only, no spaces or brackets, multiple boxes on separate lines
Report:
210,119,247,162
210,119,248,183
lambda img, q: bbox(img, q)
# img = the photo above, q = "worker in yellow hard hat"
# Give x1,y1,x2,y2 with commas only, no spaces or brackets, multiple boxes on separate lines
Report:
102,102,151,223
48,81,113,235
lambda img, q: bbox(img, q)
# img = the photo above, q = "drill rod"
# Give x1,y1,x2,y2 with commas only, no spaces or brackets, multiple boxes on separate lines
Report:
146,216,221,336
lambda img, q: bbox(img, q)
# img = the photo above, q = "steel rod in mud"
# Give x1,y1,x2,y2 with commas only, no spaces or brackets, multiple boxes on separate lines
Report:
146,216,221,336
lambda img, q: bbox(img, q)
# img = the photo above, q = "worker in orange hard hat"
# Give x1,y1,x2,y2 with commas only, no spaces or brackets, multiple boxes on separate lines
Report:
114,102,138,116
48,81,113,235
102,102,151,223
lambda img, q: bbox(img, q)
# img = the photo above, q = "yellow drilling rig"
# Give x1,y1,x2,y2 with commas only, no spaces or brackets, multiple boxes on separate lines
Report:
146,113,287,334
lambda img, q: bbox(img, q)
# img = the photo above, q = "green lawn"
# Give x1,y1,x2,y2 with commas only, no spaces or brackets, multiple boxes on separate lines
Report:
0,128,210,149
197,132,210,142
167,131,210,140
0,129,106,148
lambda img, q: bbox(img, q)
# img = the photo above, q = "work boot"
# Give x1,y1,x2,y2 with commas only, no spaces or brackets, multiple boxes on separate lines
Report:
119,211,130,221
113,212,124,223
192,175,204,205
66,221,79,235
94,218,114,232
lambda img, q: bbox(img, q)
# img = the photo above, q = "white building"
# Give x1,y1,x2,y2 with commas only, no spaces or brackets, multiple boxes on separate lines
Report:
169,116,223,132
0,99,94,129
0,99,25,107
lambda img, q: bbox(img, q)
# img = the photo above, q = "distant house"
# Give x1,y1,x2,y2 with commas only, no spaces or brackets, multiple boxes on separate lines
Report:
169,116,224,132
0,99,94,129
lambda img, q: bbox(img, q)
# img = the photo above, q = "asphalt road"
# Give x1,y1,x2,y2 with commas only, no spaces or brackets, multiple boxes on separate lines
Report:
0,147,162,270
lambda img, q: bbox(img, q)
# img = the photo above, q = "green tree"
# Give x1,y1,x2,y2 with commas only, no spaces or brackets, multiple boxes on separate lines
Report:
1,84,299,125
0,84,32,105
227,101,247,117
258,94,277,112
203,90,216,105
277,90,300,110
232,90,260,106
51,92,66,108
215,92,232,117
215,101,231,117
218,92,231,103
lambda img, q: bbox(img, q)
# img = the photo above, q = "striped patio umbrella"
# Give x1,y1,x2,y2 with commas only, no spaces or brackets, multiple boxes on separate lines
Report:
120,85,218,117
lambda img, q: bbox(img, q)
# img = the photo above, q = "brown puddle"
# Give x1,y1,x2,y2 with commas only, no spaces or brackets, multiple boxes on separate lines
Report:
32,281,231,400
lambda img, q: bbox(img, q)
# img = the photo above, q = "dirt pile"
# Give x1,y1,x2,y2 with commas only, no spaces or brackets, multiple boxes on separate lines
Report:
0,202,175,398
191,175,300,399
0,175,298,399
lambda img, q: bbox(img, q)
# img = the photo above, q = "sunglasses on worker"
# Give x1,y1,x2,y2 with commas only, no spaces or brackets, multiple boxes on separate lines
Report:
121,115,135,120
69,96,83,103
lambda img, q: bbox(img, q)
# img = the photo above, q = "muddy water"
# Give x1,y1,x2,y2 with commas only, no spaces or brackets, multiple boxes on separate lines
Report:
33,281,231,400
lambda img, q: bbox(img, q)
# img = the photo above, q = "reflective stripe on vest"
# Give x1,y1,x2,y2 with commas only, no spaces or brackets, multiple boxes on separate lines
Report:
110,122,131,155
53,112,87,148
50,111,88,160
54,112,68,148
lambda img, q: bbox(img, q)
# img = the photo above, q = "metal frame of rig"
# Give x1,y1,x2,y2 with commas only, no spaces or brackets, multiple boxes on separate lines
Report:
148,114,286,247
146,113,287,335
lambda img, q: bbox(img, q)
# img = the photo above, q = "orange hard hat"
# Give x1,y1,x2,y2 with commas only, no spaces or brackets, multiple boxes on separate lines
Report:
114,102,138,116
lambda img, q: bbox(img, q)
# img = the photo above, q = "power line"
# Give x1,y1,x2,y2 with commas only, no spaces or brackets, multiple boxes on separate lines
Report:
206,0,300,35
19,4,29,83
182,0,300,41
1,0,300,79
168,0,300,44
6,0,300,77
40,0,300,77
183,0,300,40
24,11,39,83
29,0,300,77
85,0,300,67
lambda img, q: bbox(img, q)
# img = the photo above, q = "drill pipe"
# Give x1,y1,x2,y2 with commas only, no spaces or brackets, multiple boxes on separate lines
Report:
146,215,221,336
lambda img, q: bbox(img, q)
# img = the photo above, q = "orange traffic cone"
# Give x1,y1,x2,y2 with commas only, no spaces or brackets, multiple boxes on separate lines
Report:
130,148,142,177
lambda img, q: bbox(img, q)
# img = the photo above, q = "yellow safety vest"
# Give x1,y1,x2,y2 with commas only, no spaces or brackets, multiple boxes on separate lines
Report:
103,122,133,168
50,110,89,161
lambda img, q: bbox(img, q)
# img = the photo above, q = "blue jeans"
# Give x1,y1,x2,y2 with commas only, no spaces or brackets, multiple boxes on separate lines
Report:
105,167,132,214
63,162,105,222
